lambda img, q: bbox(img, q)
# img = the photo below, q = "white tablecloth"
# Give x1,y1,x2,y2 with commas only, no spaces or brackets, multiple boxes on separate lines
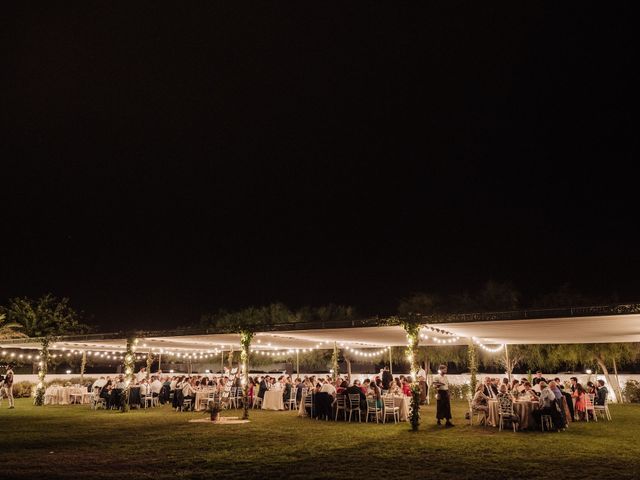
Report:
262,390,284,410
44,386,88,405
194,389,216,411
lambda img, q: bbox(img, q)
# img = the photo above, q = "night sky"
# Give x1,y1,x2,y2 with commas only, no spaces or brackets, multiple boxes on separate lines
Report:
2,4,637,331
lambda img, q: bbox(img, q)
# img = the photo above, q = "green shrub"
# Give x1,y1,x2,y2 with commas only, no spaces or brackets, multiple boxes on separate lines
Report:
12,381,35,398
448,383,472,400
623,380,640,403
46,377,96,387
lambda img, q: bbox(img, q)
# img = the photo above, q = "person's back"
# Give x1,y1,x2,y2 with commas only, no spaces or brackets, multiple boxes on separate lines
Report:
539,386,556,409
596,382,608,405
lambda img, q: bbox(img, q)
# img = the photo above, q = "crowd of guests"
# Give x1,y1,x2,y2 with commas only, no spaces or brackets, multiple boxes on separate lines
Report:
91,370,244,410
88,367,420,413
470,371,610,431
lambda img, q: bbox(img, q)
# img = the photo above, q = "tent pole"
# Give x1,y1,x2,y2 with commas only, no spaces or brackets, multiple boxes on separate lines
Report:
389,346,393,375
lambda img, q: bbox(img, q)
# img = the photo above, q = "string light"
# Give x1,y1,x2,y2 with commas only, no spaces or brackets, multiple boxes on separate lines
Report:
471,337,504,353
344,346,390,357
421,325,460,344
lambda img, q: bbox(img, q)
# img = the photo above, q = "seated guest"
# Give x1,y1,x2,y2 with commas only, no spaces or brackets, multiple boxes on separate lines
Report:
496,384,520,426
181,380,196,411
533,381,563,430
510,379,520,393
393,377,403,393
555,377,574,421
92,376,107,390
549,381,567,427
367,380,383,409
345,380,367,408
337,380,348,394
100,379,113,408
596,380,608,406
320,379,337,400
150,376,162,397
111,375,127,409
520,382,538,401
490,379,500,396
361,379,371,395
402,377,412,397
471,384,490,423
160,378,171,404
586,381,597,395
388,379,401,395
482,377,495,398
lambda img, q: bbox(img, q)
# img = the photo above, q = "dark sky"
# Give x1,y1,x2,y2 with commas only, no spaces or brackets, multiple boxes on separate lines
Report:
1,3,637,331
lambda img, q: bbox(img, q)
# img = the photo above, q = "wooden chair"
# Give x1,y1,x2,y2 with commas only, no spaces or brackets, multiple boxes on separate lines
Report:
383,396,399,424
585,394,597,422
304,392,314,418
334,394,346,421
286,387,297,410
498,401,518,432
594,397,612,421
467,399,486,426
366,398,382,423
346,394,361,422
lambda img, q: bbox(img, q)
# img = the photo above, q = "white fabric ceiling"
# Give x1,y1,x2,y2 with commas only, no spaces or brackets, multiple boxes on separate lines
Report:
3,313,640,353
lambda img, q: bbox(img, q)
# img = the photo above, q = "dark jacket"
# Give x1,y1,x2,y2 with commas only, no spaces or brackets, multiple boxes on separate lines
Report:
596,386,608,405
345,385,366,407
258,380,268,399
381,371,393,390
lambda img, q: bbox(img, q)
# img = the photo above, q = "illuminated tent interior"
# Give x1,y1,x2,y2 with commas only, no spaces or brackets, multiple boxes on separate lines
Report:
2,312,640,359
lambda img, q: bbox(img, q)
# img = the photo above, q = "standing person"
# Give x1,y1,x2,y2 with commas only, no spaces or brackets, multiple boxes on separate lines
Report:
416,362,428,404
432,364,453,427
381,366,393,390
3,365,15,409
532,371,546,386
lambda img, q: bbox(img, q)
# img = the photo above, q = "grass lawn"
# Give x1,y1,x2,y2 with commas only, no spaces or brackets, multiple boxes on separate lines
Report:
1,398,639,479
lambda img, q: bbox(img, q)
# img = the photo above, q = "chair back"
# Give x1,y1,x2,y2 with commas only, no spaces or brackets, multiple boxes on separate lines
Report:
335,394,346,408
586,393,595,408
348,394,360,409
497,397,514,414
383,396,395,409
366,398,378,411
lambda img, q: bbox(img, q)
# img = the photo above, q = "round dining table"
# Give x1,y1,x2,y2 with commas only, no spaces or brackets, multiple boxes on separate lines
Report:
487,399,540,430
262,389,285,410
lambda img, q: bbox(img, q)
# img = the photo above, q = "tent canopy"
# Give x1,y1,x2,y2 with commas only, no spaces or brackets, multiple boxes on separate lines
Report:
2,309,640,355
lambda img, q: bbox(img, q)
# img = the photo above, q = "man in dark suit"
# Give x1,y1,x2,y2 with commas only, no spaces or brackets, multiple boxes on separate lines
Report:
482,377,496,398
258,375,269,399
382,366,393,390
532,371,547,386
